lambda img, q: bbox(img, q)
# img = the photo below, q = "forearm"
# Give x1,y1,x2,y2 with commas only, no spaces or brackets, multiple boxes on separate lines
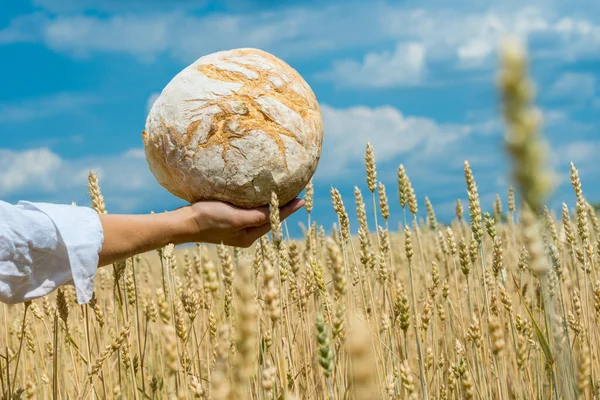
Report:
0,197,302,305
98,209,194,266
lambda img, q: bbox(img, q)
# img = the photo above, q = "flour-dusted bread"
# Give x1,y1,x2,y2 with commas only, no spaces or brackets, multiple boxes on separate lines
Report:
143,48,323,208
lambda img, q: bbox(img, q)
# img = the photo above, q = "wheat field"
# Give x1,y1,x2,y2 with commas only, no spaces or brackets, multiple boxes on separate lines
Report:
1,40,598,400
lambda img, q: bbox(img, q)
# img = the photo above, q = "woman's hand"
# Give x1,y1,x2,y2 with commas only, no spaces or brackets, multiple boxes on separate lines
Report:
98,198,305,266
175,198,305,247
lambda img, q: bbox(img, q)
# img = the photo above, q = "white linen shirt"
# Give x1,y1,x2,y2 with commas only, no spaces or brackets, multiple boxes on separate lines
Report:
0,200,103,305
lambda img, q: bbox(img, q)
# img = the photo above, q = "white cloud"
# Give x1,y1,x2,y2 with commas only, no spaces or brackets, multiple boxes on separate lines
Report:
0,6,380,63
458,38,496,65
548,140,600,203
561,141,600,165
317,104,485,178
322,42,426,88
146,92,160,113
319,6,600,87
32,0,207,14
0,147,164,212
124,148,146,158
547,72,596,101
0,14,48,44
381,6,600,65
0,93,99,123
40,14,170,60
0,103,491,210
1,3,599,89
2,104,597,222
0,148,63,194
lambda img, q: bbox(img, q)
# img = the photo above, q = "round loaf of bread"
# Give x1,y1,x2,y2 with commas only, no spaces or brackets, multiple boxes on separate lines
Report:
143,48,323,208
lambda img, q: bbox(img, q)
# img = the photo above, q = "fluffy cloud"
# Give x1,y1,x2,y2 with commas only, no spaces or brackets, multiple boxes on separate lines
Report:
556,140,600,188
142,93,503,188
0,92,99,122
382,6,600,63
2,104,597,226
2,3,600,90
31,0,207,13
0,148,63,194
321,42,426,88
547,72,596,101
324,6,600,87
0,147,167,213
0,3,592,64
543,139,600,209
42,15,170,59
146,92,160,114
561,141,600,165
0,100,495,210
139,95,486,180
316,104,495,178
0,5,381,62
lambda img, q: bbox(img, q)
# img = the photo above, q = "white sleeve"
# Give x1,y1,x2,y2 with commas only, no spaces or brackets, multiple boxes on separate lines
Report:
0,200,104,305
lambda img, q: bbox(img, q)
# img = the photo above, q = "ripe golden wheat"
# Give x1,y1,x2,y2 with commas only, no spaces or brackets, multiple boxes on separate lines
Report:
1,39,597,400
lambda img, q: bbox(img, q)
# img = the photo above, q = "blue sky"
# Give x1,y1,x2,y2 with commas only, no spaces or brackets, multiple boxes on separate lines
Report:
1,0,600,237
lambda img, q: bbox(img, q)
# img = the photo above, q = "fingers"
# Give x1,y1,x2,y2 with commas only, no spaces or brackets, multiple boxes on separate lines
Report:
237,198,305,228
236,206,270,227
244,223,273,242
280,198,305,220
242,198,306,244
